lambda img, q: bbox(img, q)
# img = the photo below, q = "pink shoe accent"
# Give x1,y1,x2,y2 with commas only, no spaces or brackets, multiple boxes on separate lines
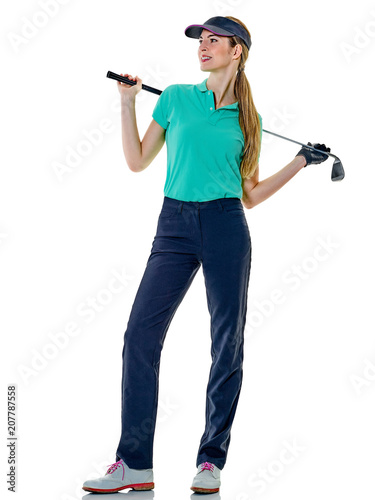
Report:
201,462,215,472
106,459,125,480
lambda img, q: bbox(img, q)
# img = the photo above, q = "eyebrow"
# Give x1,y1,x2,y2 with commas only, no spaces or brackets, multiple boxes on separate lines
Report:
198,34,219,39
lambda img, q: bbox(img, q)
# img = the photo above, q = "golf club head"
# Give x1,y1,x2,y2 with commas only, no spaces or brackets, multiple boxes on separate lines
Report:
331,157,345,181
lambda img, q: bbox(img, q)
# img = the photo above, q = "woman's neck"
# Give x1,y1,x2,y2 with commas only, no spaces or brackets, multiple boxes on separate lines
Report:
206,70,238,108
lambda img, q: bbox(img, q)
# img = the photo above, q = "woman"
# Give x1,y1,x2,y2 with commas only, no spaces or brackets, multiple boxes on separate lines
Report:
82,16,329,495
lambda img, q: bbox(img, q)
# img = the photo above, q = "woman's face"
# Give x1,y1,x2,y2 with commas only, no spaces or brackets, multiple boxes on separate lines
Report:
198,28,239,71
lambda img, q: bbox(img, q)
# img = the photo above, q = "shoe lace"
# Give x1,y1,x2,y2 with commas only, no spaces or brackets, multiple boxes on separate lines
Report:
201,462,214,472
105,459,125,480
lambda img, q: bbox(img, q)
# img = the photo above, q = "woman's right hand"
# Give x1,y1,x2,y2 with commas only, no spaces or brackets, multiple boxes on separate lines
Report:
117,73,142,101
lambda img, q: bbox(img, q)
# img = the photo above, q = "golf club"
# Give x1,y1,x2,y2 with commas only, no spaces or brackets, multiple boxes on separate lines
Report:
107,70,345,181
262,129,345,181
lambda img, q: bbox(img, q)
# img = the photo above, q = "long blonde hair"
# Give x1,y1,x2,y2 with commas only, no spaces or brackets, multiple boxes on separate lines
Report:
226,16,261,179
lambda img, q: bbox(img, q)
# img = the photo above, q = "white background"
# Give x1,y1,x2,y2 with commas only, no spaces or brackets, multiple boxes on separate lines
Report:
1,0,375,499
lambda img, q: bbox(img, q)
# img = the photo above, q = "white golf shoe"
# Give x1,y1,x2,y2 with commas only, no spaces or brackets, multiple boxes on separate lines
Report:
190,461,221,493
82,458,154,493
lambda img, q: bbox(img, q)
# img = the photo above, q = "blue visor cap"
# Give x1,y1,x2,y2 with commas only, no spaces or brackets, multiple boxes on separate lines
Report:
185,16,251,50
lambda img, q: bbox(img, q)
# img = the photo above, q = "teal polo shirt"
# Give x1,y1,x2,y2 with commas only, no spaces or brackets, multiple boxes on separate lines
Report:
152,78,262,202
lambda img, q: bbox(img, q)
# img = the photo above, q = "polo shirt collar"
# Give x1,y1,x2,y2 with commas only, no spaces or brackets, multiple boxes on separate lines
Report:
197,78,239,110
197,79,209,93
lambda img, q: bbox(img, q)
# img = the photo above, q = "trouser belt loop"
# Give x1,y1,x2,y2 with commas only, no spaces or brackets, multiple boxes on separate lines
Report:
179,202,184,213
217,200,224,211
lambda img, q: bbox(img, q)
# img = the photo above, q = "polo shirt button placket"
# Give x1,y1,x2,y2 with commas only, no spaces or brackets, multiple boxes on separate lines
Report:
207,89,220,124
208,91,213,112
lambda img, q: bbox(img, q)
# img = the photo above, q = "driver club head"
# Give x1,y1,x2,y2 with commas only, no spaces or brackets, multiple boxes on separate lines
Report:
331,157,345,181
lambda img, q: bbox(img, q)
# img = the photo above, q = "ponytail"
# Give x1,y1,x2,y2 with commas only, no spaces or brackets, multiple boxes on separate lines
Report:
227,16,261,179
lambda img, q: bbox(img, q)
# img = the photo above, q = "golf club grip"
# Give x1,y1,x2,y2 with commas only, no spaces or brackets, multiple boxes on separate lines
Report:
106,71,162,95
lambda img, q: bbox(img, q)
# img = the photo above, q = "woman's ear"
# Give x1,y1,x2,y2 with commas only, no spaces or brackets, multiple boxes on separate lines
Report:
234,43,242,60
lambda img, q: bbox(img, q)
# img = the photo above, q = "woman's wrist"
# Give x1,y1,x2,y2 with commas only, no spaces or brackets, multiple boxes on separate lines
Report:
294,155,307,168
121,96,136,108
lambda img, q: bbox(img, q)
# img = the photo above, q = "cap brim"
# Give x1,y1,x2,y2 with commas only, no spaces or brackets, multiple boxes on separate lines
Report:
185,23,235,39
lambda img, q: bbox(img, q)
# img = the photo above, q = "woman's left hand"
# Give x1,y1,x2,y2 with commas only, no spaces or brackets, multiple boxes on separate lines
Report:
296,142,331,167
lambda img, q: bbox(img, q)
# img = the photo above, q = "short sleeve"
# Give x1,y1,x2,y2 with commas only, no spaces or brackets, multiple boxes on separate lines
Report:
152,85,174,130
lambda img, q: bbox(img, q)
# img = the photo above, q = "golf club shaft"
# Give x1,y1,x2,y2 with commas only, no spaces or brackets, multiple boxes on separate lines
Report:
262,129,337,160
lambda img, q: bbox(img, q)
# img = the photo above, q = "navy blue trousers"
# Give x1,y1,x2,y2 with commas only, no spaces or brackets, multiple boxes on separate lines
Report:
115,196,252,470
